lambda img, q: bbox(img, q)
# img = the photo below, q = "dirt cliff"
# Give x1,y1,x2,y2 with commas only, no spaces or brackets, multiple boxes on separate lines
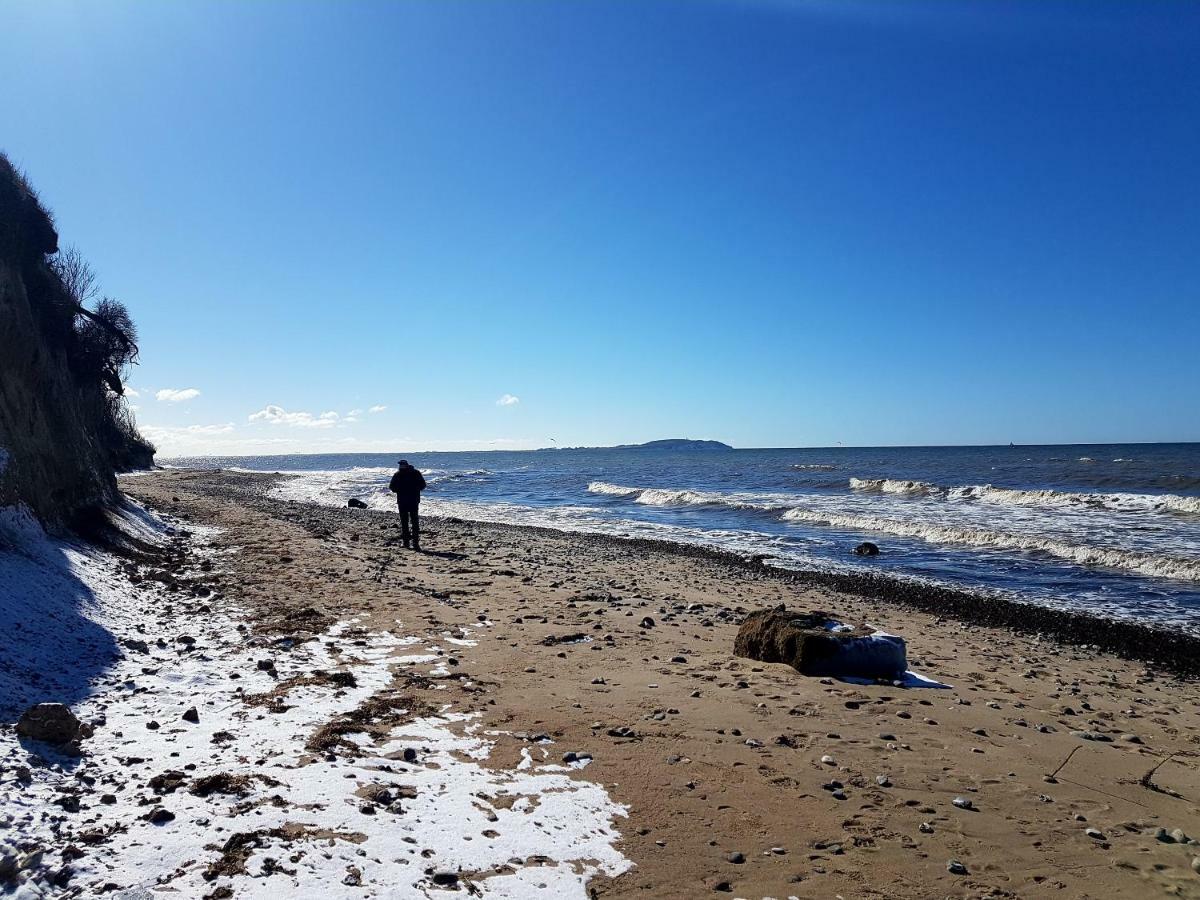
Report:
0,153,153,531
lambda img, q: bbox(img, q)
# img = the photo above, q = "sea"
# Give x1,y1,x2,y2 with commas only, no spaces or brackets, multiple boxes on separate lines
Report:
162,443,1200,633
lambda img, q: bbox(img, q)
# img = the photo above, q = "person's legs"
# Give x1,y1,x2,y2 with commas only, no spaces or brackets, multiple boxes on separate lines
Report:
397,500,411,546
410,506,420,550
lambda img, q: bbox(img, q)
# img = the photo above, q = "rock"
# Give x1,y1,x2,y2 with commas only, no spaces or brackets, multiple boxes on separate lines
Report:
952,796,974,810
347,498,368,509
1172,828,1190,844
182,707,200,724
123,639,150,654
947,859,968,875
820,755,837,765
343,865,362,885
919,822,934,834
726,851,745,864
1192,857,1200,875
1085,828,1105,840
1071,730,1113,742
854,542,880,556
640,617,655,629
431,871,459,886
15,703,93,750
733,607,906,679
145,807,175,824
256,659,276,672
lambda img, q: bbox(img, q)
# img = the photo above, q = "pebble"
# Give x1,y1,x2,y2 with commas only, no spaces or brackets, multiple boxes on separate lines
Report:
1085,827,1105,840
952,796,974,810
947,859,968,875
875,775,892,787
919,822,934,834
727,851,745,864
820,755,836,765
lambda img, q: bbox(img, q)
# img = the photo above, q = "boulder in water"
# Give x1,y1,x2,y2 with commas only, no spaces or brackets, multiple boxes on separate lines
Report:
15,703,94,752
347,498,368,509
854,541,880,556
734,606,906,679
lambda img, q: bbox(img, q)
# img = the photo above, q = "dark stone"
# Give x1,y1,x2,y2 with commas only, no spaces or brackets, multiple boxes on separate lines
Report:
854,542,880,556
182,707,200,724
347,498,368,509
15,703,93,750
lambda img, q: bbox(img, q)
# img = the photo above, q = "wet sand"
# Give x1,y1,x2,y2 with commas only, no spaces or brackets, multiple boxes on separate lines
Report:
122,469,1200,899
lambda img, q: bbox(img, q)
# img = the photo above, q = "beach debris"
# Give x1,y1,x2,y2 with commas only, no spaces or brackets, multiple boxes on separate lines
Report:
854,542,880,556
347,498,368,509
15,703,93,752
733,606,907,679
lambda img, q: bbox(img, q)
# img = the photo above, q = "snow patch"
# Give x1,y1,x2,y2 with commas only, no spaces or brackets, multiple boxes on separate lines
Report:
0,509,631,898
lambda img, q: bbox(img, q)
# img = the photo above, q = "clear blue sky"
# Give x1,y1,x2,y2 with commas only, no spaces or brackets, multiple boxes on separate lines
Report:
3,0,1197,454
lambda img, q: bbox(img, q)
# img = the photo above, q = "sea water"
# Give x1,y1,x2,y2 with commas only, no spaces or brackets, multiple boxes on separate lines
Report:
162,444,1200,632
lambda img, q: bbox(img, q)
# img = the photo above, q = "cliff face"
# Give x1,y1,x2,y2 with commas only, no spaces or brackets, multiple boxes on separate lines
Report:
0,155,153,531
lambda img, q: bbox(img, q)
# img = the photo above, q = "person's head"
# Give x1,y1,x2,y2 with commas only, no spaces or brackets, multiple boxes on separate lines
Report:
398,459,409,469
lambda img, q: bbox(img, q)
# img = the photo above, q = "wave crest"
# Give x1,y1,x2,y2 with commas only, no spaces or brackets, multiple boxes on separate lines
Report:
780,507,1200,582
850,477,940,496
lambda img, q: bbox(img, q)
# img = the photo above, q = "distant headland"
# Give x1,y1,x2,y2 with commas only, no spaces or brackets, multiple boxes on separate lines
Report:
537,438,734,451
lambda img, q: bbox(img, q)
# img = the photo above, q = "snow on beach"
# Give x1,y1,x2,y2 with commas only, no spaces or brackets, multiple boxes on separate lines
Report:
0,503,630,897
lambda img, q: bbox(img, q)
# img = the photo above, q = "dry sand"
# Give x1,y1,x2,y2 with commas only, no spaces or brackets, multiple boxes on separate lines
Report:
121,469,1200,899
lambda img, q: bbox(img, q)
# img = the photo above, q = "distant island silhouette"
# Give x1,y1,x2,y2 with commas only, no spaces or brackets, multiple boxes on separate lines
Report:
537,438,733,451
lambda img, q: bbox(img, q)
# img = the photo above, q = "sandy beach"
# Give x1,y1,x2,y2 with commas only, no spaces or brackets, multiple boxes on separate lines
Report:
31,468,1179,899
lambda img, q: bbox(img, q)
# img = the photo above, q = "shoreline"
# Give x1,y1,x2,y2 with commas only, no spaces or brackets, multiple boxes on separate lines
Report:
17,466,1197,898
198,468,1200,678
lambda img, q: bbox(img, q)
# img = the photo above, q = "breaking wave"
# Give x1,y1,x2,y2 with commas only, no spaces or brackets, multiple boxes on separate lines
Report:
586,482,770,511
791,463,839,471
849,477,940,496
947,484,1200,515
779,507,1200,582
846,477,1200,515
588,480,1200,581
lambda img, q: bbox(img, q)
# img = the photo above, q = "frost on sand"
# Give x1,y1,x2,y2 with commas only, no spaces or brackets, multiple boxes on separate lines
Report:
0,505,630,898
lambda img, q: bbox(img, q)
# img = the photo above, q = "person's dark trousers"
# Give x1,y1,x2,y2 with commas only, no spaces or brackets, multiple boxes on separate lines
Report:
398,503,420,549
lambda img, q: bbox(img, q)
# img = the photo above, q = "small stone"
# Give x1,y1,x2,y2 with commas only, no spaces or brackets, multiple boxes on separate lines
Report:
820,755,836,765
431,871,459,886
919,822,934,834
875,774,892,787
1085,827,1105,840
1172,828,1190,844
947,859,968,875
182,707,200,724
146,806,174,824
952,796,974,811
726,851,745,864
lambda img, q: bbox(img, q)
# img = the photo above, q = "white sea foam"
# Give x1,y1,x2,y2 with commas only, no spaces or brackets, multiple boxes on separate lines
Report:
780,506,1200,582
849,477,940,496
791,463,839,471
946,483,1200,515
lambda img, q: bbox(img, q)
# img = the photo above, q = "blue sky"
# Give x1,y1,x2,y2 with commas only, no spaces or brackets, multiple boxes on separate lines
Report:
3,0,1197,454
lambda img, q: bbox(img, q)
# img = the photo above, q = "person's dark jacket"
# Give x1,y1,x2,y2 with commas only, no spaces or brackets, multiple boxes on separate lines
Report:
388,466,427,507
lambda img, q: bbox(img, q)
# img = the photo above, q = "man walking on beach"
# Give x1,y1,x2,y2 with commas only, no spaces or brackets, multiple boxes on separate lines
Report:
388,459,427,550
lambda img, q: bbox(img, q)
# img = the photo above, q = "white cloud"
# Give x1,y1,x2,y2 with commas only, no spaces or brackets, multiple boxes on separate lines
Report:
496,394,520,407
125,388,140,399
248,405,340,429
368,405,387,414
156,388,201,403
